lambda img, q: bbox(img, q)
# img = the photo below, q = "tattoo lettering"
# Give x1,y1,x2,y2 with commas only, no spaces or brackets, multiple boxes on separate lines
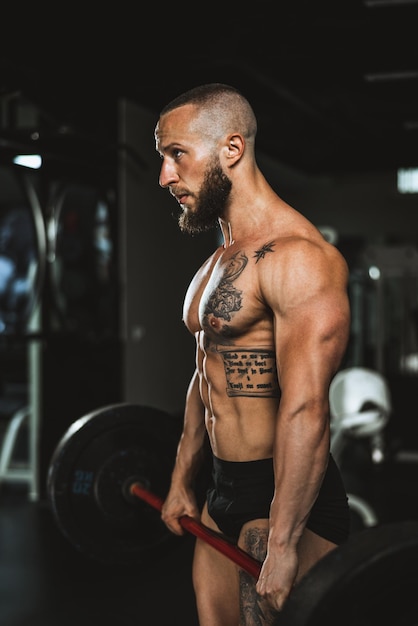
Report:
204,251,248,322
219,348,280,398
253,241,275,263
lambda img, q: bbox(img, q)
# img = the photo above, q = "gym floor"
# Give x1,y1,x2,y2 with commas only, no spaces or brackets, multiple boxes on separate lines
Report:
1,440,418,626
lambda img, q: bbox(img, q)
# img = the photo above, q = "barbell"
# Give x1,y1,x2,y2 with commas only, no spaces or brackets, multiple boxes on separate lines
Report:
47,403,418,625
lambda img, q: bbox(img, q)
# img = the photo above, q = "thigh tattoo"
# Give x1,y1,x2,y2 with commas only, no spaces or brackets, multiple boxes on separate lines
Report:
239,526,279,626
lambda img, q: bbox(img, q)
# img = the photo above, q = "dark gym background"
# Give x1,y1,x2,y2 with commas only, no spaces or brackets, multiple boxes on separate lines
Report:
1,2,418,624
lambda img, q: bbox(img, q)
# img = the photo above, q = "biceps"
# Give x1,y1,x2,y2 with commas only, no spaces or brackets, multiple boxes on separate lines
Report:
275,303,350,402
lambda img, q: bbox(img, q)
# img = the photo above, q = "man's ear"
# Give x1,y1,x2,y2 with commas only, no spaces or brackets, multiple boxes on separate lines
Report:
222,133,245,167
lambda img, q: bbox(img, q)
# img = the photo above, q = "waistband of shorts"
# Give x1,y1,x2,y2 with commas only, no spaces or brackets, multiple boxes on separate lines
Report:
212,454,274,478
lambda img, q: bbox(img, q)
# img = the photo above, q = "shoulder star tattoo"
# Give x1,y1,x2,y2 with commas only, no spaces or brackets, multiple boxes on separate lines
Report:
253,241,275,263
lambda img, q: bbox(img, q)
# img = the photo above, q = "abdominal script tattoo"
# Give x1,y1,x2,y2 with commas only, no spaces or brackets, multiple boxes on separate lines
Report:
219,348,280,398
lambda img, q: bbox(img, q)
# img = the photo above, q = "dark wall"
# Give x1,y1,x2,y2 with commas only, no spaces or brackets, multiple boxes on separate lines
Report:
259,153,418,246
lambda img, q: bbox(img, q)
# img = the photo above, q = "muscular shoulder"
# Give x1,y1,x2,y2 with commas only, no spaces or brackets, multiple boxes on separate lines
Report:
256,233,349,312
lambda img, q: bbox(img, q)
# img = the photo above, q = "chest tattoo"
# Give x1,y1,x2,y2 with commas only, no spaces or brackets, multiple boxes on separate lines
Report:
204,251,248,322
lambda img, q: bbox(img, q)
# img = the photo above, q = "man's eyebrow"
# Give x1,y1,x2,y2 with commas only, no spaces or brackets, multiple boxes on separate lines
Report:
160,141,185,154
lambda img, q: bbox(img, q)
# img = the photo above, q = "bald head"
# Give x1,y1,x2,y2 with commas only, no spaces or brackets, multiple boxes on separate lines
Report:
159,83,258,148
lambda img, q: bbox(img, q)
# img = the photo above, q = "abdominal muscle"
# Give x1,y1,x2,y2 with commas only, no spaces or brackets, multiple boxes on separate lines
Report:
198,343,280,461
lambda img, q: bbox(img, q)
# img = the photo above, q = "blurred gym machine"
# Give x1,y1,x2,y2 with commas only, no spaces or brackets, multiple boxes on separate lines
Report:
0,170,45,500
348,244,418,450
349,244,418,375
329,366,392,528
336,243,418,527
0,155,122,501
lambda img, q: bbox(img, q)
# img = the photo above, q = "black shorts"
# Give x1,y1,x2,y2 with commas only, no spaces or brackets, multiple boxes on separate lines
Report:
206,453,350,544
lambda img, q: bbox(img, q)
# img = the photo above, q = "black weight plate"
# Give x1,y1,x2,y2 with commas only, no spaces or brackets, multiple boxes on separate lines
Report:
279,520,418,626
47,403,182,566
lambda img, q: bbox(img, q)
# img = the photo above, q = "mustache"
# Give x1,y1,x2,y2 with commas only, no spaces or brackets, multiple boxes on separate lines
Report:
170,187,189,198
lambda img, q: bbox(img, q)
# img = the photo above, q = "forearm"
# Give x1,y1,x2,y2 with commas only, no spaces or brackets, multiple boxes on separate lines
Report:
269,400,330,548
170,368,207,489
162,369,207,532
269,286,349,548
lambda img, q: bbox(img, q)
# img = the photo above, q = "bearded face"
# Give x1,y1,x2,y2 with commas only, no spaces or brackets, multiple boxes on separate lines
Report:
178,157,232,235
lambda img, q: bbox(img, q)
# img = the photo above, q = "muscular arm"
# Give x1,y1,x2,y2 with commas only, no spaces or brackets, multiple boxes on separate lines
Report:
161,364,207,535
257,238,350,608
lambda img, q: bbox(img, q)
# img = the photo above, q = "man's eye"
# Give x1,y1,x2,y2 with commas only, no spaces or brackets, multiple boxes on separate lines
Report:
173,149,183,159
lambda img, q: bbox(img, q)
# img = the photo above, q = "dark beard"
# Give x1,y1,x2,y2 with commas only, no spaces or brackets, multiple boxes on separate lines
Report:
178,162,232,235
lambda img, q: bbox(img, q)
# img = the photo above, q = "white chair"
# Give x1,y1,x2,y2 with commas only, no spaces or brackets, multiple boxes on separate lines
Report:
329,367,392,527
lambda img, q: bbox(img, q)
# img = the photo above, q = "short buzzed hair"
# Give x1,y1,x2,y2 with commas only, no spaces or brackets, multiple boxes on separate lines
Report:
159,83,257,143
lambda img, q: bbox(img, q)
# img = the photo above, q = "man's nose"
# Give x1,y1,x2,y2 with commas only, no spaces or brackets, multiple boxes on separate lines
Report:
159,161,178,188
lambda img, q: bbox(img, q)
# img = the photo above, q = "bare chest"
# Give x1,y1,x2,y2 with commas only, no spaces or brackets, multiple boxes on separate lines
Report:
183,247,270,344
